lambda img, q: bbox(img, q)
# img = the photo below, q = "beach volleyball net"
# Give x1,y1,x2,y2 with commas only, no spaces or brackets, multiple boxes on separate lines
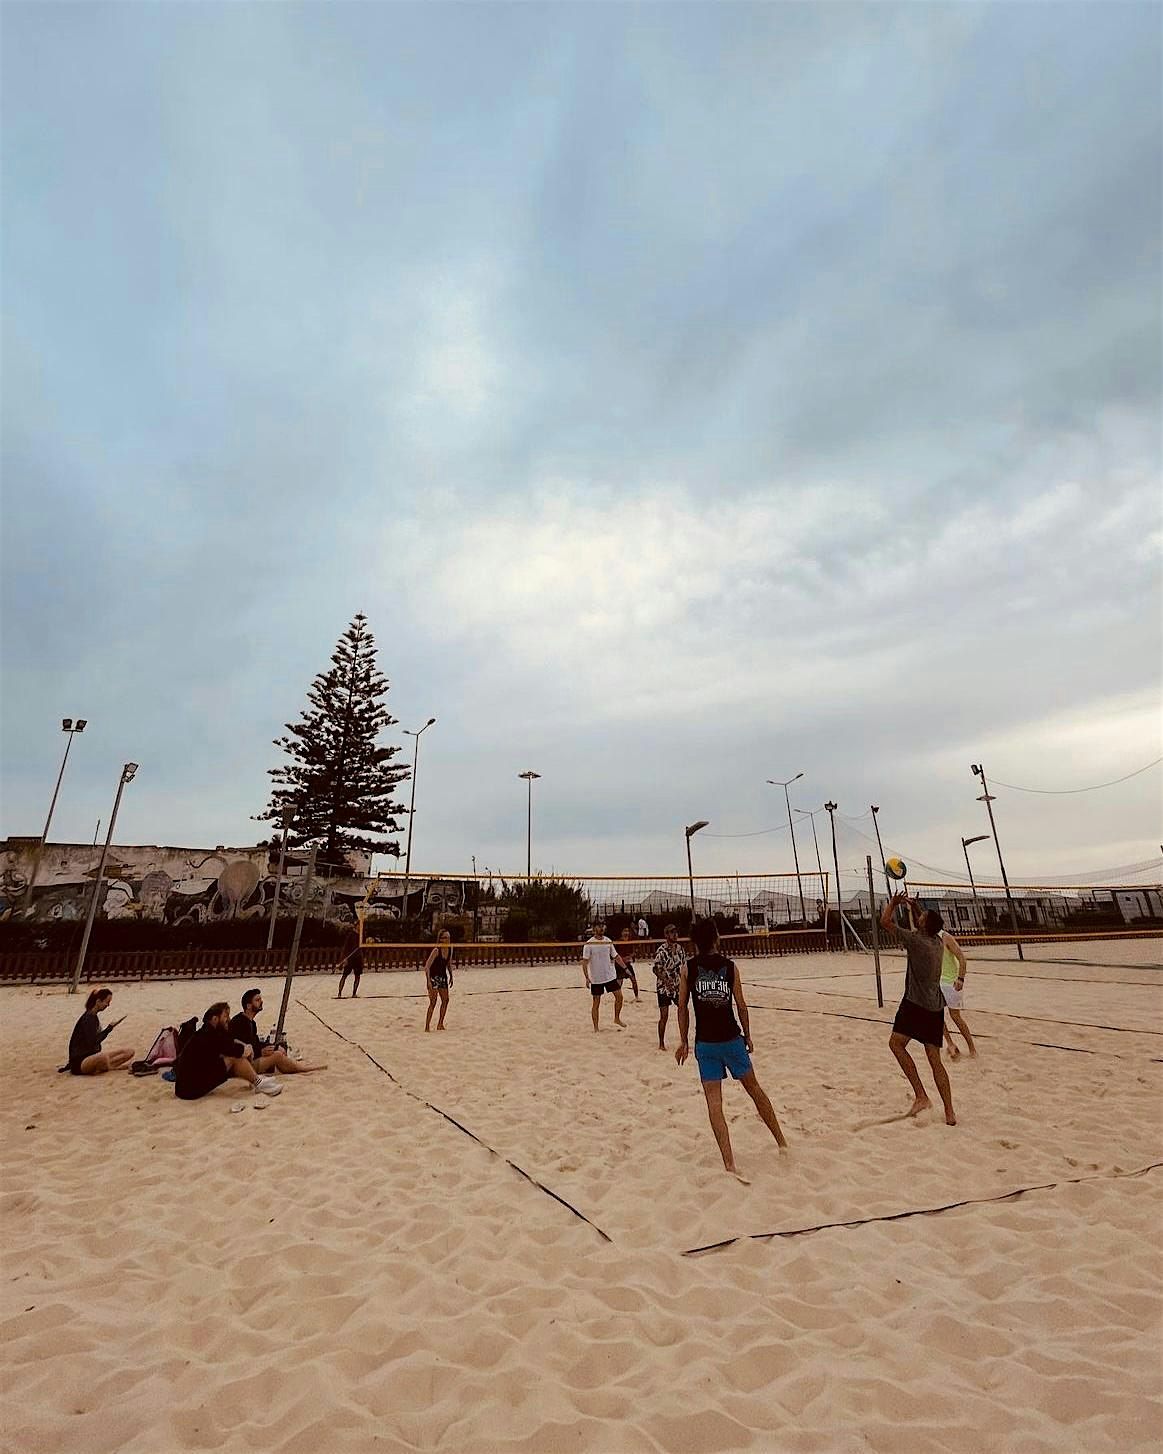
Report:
357,869,829,945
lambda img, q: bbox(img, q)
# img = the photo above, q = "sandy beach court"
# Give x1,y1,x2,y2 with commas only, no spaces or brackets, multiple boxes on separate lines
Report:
2,940,1161,1453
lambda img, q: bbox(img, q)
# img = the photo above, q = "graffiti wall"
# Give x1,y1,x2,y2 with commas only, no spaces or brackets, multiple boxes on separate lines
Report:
0,839,369,928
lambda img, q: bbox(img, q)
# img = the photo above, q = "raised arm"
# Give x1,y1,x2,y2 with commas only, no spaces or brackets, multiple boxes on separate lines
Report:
880,891,908,936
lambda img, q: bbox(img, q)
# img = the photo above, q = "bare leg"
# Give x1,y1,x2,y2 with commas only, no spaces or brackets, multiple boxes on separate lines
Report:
613,989,625,1027
425,990,437,1031
944,1023,961,1059
254,1051,327,1075
924,1044,957,1125
79,1047,135,1074
628,970,640,1000
658,1003,669,1050
950,1009,977,1056
337,970,349,998
223,1055,258,1086
351,970,360,998
591,992,601,1031
739,1070,788,1148
889,1031,931,1115
701,1080,739,1174
437,988,449,1029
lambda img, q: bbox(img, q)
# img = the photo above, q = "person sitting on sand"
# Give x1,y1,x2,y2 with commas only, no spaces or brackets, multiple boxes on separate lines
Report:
880,893,956,1125
67,987,134,1075
174,1002,282,1100
676,919,788,1179
652,924,687,1050
423,931,454,1031
939,929,977,1059
582,920,625,1031
228,989,326,1075
336,928,363,999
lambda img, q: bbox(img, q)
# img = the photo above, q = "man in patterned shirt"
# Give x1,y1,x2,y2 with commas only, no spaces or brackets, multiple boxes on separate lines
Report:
652,924,688,1051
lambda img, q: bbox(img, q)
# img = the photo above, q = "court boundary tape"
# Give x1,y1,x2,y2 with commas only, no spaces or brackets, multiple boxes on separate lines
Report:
681,1161,1163,1256
297,1000,613,1244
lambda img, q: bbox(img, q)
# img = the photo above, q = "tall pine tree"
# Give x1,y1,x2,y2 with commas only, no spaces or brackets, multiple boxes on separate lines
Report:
257,614,409,873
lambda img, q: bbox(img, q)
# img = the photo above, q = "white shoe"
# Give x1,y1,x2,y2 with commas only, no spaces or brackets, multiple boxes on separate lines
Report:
253,1075,282,1096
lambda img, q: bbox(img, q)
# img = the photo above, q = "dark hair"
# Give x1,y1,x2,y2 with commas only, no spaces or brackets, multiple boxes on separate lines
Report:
690,918,718,954
663,924,678,934
923,910,944,935
84,988,111,1012
203,1001,231,1026
241,988,261,1009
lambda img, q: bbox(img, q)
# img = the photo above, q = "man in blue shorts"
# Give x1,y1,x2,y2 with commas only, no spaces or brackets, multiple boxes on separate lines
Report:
676,918,788,1178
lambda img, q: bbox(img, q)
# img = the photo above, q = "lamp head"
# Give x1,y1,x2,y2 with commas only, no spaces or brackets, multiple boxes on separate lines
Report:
963,834,989,847
824,800,838,813
75,719,87,732
685,819,709,838
971,763,982,777
426,717,436,727
123,763,139,783
870,804,879,813
62,718,73,731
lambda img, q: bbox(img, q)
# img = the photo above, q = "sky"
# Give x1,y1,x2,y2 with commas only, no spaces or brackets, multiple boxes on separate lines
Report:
2,1,1161,890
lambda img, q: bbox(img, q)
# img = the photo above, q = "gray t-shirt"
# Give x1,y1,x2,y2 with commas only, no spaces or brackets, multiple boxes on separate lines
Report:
896,926,945,1012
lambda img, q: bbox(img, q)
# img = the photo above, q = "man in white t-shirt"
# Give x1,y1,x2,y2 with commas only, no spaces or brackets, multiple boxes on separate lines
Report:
637,917,649,939
581,920,626,1032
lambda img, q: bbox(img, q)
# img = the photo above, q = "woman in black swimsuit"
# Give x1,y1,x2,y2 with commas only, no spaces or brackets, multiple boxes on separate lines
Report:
423,931,454,1031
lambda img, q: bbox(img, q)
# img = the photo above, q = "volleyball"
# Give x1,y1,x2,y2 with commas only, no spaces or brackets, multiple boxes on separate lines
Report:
885,856,908,880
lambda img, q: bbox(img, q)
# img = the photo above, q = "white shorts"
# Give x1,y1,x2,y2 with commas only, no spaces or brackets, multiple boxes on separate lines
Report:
941,982,964,1010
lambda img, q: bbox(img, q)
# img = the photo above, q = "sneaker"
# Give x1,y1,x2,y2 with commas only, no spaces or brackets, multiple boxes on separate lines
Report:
253,1075,282,1096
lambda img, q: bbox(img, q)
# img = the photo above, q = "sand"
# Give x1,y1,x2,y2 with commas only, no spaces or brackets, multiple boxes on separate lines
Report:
1,940,1161,1453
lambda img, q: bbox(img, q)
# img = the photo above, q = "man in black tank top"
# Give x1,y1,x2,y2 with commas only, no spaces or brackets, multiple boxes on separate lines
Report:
677,919,788,1180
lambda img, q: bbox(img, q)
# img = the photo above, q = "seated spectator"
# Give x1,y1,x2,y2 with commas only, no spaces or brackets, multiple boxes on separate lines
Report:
174,1002,282,1100
228,989,326,1076
68,988,134,1075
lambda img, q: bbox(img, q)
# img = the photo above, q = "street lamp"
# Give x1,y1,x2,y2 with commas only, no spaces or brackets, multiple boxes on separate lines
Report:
767,774,806,923
684,820,709,918
21,716,88,914
70,762,137,993
970,763,1024,960
961,834,989,928
823,800,847,950
869,804,892,897
401,718,437,919
518,771,541,878
794,808,826,922
266,804,297,950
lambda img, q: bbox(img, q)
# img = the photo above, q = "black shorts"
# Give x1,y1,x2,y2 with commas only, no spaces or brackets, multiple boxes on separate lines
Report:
657,991,677,1008
892,998,944,1049
590,979,620,996
429,974,449,991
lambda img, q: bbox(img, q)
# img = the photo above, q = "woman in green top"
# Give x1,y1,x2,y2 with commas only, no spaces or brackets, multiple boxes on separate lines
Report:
939,930,977,1058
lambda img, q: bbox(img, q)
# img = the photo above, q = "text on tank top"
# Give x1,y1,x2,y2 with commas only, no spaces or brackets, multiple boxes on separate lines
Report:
689,953,741,1043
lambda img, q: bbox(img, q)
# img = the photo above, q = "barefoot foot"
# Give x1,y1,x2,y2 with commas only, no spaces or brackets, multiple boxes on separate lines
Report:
907,1096,932,1117
945,1109,957,1125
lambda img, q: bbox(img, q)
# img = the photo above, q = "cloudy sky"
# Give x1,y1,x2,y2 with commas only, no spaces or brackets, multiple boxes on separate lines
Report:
3,1,1160,889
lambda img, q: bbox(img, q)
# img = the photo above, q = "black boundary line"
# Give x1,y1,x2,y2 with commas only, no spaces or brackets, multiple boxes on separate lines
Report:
745,989,1163,1038
743,1000,1157,1061
297,1000,613,1244
758,968,1163,988
681,1161,1163,1256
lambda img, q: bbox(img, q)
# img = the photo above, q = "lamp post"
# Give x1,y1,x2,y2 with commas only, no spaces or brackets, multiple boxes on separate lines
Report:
823,800,847,950
870,804,892,898
684,820,709,918
518,771,541,878
767,773,806,923
266,805,296,951
961,833,989,930
401,717,437,919
21,717,88,914
794,808,826,923
970,763,1024,960
70,762,137,993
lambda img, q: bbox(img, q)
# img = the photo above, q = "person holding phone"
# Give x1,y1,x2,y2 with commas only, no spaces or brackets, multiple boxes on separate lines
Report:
67,987,134,1075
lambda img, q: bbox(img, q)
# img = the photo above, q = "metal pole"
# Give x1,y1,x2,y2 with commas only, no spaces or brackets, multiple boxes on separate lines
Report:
686,834,695,917
526,775,532,878
961,836,987,931
402,733,420,916
266,813,293,950
92,819,101,846
783,783,806,924
973,764,1024,961
71,764,135,993
22,727,80,912
824,801,847,950
866,854,883,1008
275,844,316,1044
870,805,891,898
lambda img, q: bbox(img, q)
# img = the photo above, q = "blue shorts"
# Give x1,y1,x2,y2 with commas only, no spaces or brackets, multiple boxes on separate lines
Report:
694,1036,752,1082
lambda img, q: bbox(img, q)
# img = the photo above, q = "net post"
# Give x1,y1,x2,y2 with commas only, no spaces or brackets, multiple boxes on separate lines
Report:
275,843,315,1045
866,854,884,1008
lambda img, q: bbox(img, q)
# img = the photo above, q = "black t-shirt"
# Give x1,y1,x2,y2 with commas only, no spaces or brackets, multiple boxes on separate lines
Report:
688,953,741,1043
228,1013,262,1057
68,1011,102,1072
174,1024,244,1100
